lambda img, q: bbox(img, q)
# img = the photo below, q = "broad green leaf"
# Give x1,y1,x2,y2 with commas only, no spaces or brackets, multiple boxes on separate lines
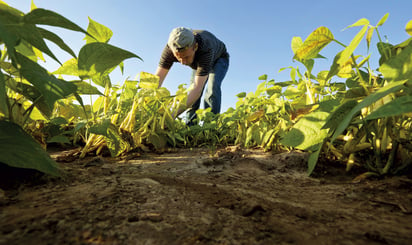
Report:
20,24,60,64
280,110,329,151
38,27,76,58
120,80,138,103
92,74,111,88
89,119,128,157
50,116,68,125
71,80,103,95
258,74,268,81
78,42,142,76
14,38,45,63
17,53,77,110
53,58,80,76
302,59,314,74
5,77,52,117
0,120,60,176
54,58,99,80
105,125,129,157
379,41,412,81
0,61,19,76
84,17,113,44
294,26,334,61
365,95,412,120
22,100,46,120
307,145,322,176
377,42,394,65
0,3,24,23
47,135,71,144
406,20,412,36
337,24,368,66
377,13,389,27
236,92,246,98
15,40,39,62
330,80,407,142
322,99,358,131
24,8,89,36
0,11,60,64
0,22,19,62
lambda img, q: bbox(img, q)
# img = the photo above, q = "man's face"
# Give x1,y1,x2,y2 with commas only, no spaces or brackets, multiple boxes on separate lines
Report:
173,44,197,66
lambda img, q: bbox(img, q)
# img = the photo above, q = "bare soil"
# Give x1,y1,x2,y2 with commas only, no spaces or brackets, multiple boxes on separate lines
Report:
1,146,412,245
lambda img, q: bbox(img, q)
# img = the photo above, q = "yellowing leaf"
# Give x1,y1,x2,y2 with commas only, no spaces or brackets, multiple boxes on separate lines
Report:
366,27,375,50
291,36,303,54
247,109,264,122
337,25,368,66
345,18,369,28
377,13,389,27
84,17,113,44
139,72,160,89
406,20,412,36
30,0,37,11
294,26,334,61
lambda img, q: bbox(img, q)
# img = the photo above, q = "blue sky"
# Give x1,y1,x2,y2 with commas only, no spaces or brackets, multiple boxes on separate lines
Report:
8,0,412,112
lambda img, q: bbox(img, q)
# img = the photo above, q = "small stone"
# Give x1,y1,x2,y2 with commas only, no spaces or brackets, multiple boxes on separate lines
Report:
140,213,163,222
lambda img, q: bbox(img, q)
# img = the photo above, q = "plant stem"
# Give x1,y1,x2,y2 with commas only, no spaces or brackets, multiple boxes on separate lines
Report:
375,28,390,61
383,140,399,174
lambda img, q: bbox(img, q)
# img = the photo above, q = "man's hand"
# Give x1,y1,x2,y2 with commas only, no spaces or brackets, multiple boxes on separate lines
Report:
171,103,187,119
185,74,208,108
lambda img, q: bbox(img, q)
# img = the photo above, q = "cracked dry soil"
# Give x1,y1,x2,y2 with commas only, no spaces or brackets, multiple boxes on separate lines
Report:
1,147,412,245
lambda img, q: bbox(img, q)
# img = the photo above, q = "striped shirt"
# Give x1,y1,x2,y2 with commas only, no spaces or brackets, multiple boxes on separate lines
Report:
159,30,229,76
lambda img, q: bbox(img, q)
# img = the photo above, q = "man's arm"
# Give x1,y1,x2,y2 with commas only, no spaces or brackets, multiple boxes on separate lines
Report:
155,66,169,88
175,74,208,117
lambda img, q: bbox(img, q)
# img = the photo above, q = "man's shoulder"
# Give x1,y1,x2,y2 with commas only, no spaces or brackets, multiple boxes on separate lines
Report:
193,30,214,38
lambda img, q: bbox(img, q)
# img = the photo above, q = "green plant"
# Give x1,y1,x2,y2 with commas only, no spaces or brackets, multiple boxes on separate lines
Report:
0,2,141,174
281,14,412,177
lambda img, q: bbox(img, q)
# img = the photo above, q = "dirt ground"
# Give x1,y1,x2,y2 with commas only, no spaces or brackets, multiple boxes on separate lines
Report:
1,146,412,245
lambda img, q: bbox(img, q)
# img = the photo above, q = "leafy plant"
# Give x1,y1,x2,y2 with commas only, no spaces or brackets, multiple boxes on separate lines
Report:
0,120,60,176
0,2,141,174
281,14,412,177
2,1,412,182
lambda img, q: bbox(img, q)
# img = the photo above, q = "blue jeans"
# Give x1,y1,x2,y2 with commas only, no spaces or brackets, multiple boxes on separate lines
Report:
186,57,229,125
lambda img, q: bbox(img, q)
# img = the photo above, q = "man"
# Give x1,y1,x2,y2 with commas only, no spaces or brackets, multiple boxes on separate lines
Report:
155,27,229,125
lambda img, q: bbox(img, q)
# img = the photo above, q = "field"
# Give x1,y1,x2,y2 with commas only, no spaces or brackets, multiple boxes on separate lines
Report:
1,147,412,245
1,3,412,245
